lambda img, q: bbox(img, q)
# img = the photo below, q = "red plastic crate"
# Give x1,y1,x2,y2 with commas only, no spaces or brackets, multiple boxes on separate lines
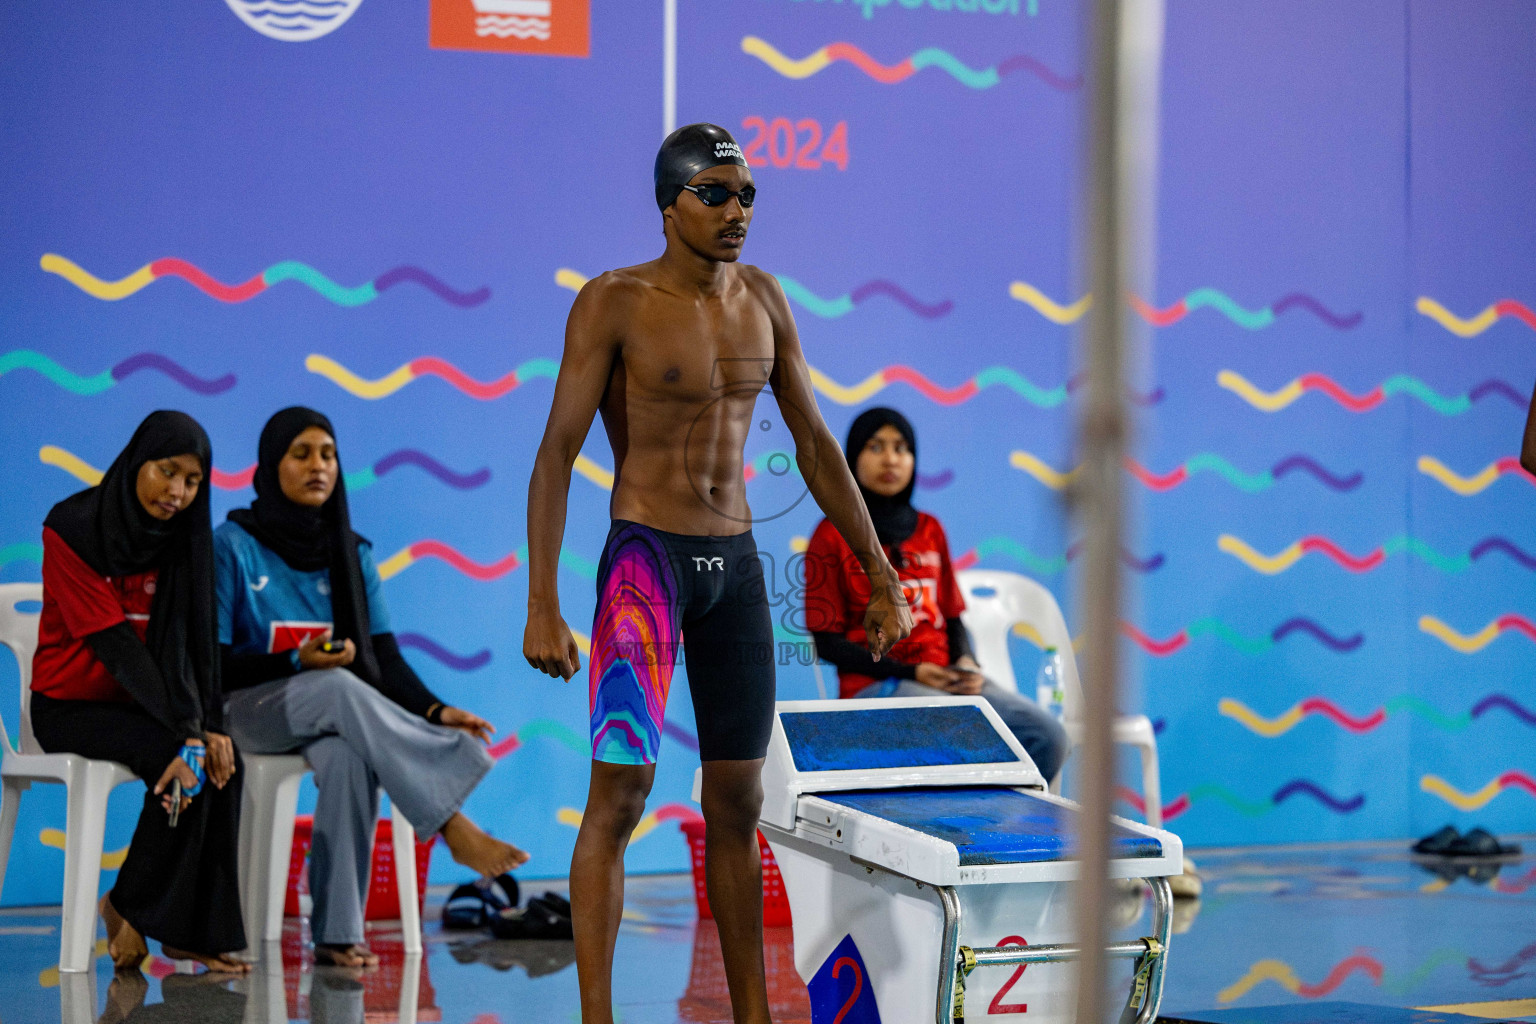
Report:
679,819,791,927
285,814,433,920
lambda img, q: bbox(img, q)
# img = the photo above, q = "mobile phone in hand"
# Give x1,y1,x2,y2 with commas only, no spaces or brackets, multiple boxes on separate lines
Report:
168,779,182,828
319,640,345,654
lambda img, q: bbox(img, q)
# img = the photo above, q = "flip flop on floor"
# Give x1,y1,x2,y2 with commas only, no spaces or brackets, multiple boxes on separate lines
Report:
1412,825,1461,855
1445,827,1521,858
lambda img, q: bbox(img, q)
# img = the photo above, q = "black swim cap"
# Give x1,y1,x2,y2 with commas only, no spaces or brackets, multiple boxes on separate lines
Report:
654,123,749,211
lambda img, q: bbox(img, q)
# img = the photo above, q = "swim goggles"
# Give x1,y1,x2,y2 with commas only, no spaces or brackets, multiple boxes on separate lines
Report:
680,183,756,208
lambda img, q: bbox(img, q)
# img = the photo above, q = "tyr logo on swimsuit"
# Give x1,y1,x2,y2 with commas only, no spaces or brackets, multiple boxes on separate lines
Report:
693,556,725,571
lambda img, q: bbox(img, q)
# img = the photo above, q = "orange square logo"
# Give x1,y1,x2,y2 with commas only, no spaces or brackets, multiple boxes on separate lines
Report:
430,0,589,58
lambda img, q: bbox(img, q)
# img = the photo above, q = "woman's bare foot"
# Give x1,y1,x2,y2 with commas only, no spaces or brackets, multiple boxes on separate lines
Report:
159,946,251,974
441,812,530,878
314,943,380,968
99,894,147,970
99,972,148,1024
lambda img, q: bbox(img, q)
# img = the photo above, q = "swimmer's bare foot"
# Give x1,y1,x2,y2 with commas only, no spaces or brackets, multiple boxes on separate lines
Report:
159,946,251,974
314,943,380,968
99,894,147,970
441,812,530,878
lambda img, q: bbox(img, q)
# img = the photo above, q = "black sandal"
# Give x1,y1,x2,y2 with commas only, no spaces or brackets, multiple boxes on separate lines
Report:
442,873,520,929
489,898,572,940
1445,827,1521,858
1411,825,1460,855
534,891,570,917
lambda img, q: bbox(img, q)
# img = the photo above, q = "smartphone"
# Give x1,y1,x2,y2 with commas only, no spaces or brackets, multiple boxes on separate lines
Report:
167,778,182,828
319,640,345,654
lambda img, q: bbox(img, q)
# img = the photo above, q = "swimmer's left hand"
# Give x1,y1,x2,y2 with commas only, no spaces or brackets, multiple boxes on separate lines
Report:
439,707,496,744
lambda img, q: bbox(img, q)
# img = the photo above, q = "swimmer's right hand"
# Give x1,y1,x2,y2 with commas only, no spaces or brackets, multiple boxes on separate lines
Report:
862,578,914,661
523,610,581,681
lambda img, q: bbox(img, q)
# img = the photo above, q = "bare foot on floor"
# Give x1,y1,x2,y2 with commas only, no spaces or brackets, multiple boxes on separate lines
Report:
159,946,251,974
99,972,147,1024
314,943,380,968
441,812,530,878
99,894,147,970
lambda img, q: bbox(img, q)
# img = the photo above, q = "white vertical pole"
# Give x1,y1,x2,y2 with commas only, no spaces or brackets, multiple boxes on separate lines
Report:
1074,0,1163,1022
663,0,677,135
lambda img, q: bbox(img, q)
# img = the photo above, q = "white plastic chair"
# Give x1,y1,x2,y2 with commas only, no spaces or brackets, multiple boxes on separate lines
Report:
956,569,1164,827
0,582,139,973
238,753,422,955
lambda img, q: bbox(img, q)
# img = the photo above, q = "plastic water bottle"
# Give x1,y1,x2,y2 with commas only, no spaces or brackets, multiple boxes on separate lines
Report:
1035,646,1065,721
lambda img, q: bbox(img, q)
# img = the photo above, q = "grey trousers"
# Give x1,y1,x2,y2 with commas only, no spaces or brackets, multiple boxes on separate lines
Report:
853,678,1070,783
225,668,493,944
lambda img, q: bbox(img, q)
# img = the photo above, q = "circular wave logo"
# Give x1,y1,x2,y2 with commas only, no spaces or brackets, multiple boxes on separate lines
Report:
224,0,365,41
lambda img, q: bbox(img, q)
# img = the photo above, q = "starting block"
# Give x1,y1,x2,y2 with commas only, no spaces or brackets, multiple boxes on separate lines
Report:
754,697,1181,1024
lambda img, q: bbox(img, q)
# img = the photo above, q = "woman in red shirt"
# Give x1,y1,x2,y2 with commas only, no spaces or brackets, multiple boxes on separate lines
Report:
31,411,246,972
804,407,1068,781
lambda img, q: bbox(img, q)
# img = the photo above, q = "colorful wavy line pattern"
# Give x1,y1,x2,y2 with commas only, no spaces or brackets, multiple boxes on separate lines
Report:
740,36,1081,91
1471,940,1536,986
776,276,952,318
1416,297,1536,337
0,543,43,570
396,633,490,671
555,802,702,842
1418,614,1536,652
1218,370,1524,414
1,350,235,396
1120,618,1362,656
487,719,586,760
39,829,128,869
38,445,487,492
40,253,488,307
806,365,1163,408
917,470,953,490
1493,867,1536,895
1420,771,1536,811
1220,534,1536,574
1011,451,1361,493
1116,780,1365,823
1007,281,1361,329
307,354,558,400
378,541,524,582
557,266,952,320
375,543,596,582
573,455,615,491
552,277,1168,408
1217,954,1384,1003
1417,455,1536,495
951,537,1165,575
1008,282,1091,323
1219,694,1536,737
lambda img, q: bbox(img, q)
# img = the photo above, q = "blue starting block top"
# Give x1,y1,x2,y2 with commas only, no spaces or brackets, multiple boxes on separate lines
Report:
781,705,1022,773
820,786,1164,865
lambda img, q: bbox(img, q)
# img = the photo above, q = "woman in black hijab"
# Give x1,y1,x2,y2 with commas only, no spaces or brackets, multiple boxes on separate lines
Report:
31,410,247,972
802,406,1069,781
217,407,526,967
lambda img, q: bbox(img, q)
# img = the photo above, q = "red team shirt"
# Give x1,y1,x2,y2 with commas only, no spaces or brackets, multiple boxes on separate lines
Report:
803,512,967,698
31,526,157,703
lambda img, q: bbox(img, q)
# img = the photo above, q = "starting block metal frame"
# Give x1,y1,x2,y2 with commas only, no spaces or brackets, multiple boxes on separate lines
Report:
748,697,1182,1024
